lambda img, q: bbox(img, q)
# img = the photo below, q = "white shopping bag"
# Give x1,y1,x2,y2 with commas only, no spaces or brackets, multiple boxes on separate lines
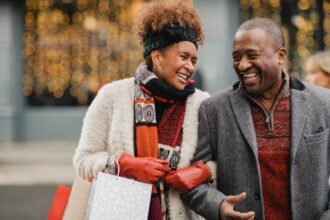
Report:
85,172,152,220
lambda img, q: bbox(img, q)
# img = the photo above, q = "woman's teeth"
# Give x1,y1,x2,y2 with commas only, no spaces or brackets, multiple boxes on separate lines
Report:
177,73,188,80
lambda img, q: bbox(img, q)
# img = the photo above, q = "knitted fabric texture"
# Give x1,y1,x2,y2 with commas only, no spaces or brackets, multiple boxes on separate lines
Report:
251,96,291,220
247,73,292,220
143,24,197,57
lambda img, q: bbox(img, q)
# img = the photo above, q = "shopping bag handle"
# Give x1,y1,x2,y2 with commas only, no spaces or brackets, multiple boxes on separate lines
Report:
102,155,120,176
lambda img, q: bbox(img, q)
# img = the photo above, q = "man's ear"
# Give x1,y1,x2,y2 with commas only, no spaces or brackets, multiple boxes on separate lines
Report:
278,47,287,65
151,50,161,66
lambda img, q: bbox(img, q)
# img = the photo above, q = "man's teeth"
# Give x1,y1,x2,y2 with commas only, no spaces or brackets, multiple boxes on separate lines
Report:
177,73,188,80
243,73,257,78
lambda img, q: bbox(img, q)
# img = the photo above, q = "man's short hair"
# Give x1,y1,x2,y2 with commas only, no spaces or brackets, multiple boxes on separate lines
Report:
236,18,285,49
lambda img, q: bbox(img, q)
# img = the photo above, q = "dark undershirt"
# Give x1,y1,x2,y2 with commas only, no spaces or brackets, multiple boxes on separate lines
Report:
155,100,170,124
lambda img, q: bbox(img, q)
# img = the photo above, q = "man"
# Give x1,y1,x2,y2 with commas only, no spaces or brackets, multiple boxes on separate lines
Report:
182,18,330,220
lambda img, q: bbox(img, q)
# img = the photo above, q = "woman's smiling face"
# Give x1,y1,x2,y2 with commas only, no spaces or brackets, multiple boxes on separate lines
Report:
151,41,198,90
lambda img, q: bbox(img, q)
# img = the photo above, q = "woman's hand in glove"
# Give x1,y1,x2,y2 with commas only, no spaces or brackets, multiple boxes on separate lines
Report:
164,160,211,193
118,152,172,184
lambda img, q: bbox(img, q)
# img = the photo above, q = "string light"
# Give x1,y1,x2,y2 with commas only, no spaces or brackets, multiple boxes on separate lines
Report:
323,0,330,49
239,0,284,32
290,0,318,77
23,0,146,105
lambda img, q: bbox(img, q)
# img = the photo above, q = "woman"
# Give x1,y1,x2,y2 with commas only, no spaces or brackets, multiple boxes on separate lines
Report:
304,51,330,89
73,0,212,219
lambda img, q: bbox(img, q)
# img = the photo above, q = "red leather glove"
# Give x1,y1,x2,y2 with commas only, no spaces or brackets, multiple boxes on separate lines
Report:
164,160,211,193
118,152,172,184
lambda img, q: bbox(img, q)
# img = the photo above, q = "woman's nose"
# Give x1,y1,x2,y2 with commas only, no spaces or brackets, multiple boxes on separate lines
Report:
185,60,195,73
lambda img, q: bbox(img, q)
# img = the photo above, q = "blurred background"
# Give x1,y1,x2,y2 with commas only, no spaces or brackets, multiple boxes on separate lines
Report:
0,0,329,219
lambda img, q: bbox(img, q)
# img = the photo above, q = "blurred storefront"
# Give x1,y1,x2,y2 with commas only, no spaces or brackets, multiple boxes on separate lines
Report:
1,0,329,142
0,0,239,141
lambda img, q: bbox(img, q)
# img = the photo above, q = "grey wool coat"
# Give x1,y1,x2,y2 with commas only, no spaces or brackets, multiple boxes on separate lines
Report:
182,77,330,220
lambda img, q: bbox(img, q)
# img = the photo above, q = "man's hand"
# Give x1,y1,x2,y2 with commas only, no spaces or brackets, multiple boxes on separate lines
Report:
220,192,255,220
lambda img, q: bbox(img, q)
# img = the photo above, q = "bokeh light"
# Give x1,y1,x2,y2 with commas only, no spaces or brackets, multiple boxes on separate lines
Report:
23,0,146,105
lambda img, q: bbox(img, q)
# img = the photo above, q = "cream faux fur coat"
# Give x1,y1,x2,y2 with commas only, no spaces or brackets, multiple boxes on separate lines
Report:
73,77,211,220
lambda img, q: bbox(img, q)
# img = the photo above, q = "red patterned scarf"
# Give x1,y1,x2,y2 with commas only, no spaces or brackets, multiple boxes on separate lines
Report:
134,63,194,219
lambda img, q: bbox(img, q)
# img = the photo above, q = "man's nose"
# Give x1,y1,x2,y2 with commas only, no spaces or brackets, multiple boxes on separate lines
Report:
238,56,251,71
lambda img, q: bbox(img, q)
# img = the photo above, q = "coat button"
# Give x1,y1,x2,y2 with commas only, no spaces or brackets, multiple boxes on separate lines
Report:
254,193,261,200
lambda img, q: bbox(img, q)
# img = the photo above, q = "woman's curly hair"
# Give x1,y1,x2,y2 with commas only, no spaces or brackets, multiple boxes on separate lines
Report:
134,0,204,46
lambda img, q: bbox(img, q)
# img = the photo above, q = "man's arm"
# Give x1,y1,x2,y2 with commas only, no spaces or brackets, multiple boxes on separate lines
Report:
182,184,225,219
320,88,330,220
181,102,225,219
319,86,330,220
320,210,330,220
181,100,256,220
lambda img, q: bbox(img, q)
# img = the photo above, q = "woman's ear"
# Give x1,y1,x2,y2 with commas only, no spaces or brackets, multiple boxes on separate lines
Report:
151,50,161,66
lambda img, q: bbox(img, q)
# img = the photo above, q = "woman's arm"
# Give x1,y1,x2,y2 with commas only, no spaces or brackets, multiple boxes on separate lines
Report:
73,84,113,180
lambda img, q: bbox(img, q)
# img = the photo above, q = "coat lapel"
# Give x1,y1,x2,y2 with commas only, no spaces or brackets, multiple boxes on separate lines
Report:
228,77,308,164
229,89,258,159
290,89,309,163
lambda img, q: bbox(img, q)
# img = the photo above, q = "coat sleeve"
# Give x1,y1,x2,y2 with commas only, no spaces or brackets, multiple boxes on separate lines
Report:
319,87,330,220
319,133,330,220
320,94,330,220
320,210,330,220
181,101,225,220
73,85,113,180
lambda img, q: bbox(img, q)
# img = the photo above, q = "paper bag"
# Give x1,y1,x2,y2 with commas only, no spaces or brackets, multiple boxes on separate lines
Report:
48,185,71,220
85,172,152,220
62,175,92,220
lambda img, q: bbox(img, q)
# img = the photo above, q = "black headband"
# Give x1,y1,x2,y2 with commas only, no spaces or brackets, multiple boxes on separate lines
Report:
143,24,198,57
